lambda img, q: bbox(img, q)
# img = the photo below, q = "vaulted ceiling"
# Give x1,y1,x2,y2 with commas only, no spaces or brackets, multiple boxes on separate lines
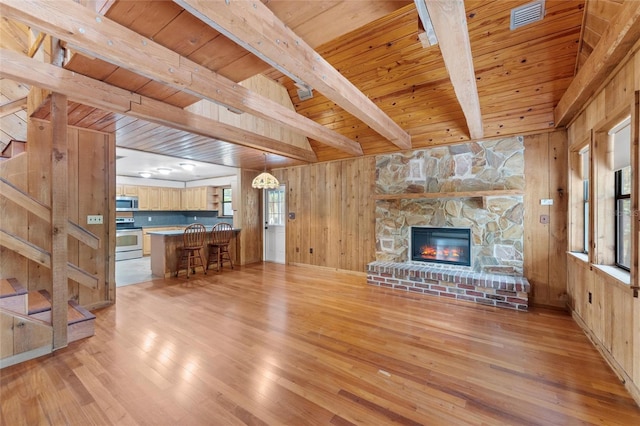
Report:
0,0,635,171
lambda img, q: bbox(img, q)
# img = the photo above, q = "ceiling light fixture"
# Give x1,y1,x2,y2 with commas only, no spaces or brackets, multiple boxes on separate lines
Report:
180,163,195,171
138,171,152,178
251,154,279,189
157,167,172,175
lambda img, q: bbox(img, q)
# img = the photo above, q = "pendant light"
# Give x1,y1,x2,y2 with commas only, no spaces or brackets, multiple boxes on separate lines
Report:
251,153,279,189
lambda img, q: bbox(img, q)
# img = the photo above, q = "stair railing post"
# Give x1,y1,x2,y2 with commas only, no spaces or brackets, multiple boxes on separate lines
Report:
50,92,68,350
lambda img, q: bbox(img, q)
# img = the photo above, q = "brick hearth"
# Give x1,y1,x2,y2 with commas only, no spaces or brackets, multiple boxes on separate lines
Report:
367,261,530,311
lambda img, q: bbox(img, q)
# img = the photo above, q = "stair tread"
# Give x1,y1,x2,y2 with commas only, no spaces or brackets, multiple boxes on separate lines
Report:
28,289,95,324
67,301,96,325
0,278,27,298
28,290,51,315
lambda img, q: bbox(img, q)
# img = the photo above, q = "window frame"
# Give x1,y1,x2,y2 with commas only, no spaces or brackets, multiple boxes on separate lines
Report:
221,187,233,217
614,167,631,271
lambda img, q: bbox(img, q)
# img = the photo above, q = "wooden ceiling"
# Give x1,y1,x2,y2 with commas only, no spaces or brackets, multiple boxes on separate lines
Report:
0,0,634,171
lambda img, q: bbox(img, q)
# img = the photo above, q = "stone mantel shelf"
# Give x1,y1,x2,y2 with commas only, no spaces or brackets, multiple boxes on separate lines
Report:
372,189,524,201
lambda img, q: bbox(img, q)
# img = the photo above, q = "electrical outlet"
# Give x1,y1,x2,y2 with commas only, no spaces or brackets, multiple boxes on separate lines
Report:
87,215,103,224
309,248,313,254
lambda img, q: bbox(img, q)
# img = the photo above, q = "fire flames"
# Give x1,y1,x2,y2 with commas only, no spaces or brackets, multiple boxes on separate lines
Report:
420,245,463,261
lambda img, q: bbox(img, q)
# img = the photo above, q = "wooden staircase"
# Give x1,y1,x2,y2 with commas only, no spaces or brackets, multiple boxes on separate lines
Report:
0,140,26,159
0,278,96,369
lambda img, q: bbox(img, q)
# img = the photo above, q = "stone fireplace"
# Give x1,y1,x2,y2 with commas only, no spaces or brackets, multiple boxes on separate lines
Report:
410,226,471,267
367,137,530,310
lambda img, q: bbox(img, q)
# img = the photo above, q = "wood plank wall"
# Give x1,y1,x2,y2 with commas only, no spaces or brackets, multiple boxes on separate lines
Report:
237,169,262,265
523,130,569,308
272,141,567,302
566,46,639,404
0,153,28,285
272,157,376,273
4,117,116,309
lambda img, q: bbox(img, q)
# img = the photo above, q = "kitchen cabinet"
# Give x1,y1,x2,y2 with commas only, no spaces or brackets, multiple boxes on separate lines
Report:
182,186,216,211
138,186,160,210
131,185,222,211
160,188,181,210
142,226,185,255
115,184,138,197
211,187,221,212
137,186,150,210
148,187,161,210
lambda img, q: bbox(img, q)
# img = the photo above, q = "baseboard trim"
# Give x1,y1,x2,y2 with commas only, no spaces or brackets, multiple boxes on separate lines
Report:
570,309,640,407
0,345,51,369
288,262,367,277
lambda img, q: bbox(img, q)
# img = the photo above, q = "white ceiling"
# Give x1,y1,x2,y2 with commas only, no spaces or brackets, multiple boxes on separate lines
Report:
115,147,237,182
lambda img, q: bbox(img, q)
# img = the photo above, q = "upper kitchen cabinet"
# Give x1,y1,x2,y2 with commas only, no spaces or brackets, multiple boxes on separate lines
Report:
115,184,138,197
137,186,161,210
160,188,182,211
182,186,217,211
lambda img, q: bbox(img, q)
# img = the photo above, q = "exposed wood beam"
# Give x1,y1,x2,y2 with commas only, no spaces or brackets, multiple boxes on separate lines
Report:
130,98,318,163
27,29,45,58
0,0,362,157
0,49,137,113
0,49,317,163
555,0,640,127
0,97,27,117
175,0,411,151
422,0,483,140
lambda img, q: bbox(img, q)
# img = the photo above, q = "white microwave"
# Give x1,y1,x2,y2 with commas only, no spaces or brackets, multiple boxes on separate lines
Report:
115,196,139,211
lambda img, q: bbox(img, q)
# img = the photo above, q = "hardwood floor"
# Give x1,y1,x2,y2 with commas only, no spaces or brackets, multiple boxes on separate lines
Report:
1,263,638,425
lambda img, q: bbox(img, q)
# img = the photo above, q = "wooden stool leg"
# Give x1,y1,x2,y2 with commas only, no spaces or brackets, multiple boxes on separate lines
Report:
186,251,189,279
200,249,207,275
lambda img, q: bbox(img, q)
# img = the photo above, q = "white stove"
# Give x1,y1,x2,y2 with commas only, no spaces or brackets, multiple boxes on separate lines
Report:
115,217,143,261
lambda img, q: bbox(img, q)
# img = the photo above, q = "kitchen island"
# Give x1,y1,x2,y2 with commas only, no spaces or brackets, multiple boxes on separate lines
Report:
149,227,240,278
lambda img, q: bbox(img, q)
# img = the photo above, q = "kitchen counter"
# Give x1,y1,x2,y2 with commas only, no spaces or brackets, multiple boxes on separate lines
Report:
150,228,240,277
147,227,240,236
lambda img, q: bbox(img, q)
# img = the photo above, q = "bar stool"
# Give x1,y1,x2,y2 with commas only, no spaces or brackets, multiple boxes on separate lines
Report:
176,224,207,278
207,222,234,272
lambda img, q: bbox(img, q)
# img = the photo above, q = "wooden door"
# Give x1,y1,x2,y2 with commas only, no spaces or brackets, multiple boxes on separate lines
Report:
264,186,286,264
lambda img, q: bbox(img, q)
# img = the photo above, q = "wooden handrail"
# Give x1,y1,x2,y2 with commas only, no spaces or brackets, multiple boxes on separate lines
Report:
66,262,98,290
67,220,100,250
1,177,101,249
0,230,98,290
0,177,50,222
0,229,50,267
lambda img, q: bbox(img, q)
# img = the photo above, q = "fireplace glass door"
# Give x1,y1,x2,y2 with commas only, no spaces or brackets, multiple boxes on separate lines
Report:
411,227,471,267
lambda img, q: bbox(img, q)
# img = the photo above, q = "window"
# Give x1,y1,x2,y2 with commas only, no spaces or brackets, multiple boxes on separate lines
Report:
580,148,589,253
615,166,631,270
222,187,233,216
266,188,285,225
610,117,631,270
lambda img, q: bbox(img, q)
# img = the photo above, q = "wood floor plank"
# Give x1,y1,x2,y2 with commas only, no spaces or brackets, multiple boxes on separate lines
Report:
1,263,638,425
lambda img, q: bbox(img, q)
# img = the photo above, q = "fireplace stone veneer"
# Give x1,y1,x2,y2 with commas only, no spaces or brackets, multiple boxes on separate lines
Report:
367,261,530,310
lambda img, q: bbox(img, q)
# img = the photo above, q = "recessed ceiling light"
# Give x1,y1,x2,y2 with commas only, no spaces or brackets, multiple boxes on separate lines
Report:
180,163,195,171
138,171,152,178
157,168,171,175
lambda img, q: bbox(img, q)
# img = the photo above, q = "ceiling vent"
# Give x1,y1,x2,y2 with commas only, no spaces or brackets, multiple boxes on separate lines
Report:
510,0,545,30
295,82,313,101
